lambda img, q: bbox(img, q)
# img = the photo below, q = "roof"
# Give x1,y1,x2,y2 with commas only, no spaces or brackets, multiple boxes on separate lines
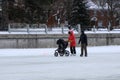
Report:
87,0,108,9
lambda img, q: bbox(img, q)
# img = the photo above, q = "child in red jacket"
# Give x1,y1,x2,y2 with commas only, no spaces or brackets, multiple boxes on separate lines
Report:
68,31,76,56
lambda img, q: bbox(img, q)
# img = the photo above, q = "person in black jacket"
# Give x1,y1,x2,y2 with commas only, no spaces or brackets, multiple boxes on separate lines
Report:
78,30,88,57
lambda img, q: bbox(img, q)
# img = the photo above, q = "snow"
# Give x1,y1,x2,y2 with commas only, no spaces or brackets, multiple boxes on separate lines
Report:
87,0,99,9
0,28,120,34
87,0,108,9
0,46,120,80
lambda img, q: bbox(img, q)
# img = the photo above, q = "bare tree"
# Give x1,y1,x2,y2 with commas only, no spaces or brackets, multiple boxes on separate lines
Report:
91,0,120,29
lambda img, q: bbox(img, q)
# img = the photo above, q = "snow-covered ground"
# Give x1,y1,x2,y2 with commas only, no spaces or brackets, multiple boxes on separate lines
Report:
0,46,120,80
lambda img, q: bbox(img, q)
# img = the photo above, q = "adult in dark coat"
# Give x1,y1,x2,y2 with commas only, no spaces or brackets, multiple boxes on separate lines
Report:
78,31,88,57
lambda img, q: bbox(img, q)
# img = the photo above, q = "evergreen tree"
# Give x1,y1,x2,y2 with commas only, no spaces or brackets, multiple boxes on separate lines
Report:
69,0,90,30
7,0,53,23
24,0,54,23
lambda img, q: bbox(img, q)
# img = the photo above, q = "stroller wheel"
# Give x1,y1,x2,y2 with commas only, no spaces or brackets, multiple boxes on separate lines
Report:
54,52,58,57
65,50,69,56
59,53,64,56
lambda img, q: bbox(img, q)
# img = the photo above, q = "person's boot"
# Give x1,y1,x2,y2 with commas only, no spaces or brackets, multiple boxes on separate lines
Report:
85,55,87,57
80,54,83,57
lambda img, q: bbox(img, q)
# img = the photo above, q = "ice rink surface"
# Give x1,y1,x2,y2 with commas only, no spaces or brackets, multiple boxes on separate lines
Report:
0,46,120,80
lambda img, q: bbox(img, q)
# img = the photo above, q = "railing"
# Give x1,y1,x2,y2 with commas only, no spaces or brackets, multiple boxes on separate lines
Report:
8,23,80,34
8,23,120,34
8,23,48,33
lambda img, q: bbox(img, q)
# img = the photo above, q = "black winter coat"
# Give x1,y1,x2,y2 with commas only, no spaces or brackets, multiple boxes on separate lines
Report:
78,33,88,45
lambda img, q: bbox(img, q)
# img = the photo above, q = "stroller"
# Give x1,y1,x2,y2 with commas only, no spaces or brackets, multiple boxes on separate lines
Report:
54,38,70,57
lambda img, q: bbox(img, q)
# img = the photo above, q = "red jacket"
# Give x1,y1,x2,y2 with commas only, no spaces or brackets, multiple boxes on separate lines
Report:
68,31,76,47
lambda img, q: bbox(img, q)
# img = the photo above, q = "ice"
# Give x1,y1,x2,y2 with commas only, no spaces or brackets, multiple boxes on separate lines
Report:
0,46,120,80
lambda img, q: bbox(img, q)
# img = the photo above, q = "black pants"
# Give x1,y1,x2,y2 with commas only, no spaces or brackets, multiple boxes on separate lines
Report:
80,44,87,56
70,46,76,54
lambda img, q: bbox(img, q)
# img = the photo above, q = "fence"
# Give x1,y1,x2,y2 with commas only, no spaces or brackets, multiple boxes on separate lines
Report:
8,23,120,34
8,23,48,33
8,23,75,34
